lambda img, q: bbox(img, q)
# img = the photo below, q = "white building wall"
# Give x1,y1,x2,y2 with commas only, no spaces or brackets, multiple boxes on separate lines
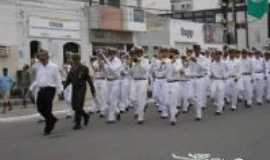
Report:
192,0,219,10
0,0,91,77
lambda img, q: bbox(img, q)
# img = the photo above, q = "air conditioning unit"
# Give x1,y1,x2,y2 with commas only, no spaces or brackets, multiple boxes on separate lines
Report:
0,45,10,57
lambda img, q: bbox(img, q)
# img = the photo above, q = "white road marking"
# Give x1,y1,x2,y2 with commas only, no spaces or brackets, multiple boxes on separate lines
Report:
0,106,94,123
0,110,68,123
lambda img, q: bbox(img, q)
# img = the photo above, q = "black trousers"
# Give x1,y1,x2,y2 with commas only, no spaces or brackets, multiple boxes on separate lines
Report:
37,87,56,124
72,89,87,126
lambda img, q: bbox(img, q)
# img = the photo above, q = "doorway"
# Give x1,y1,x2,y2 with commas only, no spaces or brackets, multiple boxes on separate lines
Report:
63,42,80,64
30,40,41,59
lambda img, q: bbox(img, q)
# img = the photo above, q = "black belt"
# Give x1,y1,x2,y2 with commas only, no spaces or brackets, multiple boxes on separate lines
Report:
242,73,251,76
212,77,225,80
192,76,204,79
228,76,237,78
156,77,165,80
107,78,118,81
39,86,56,90
255,71,263,74
95,78,106,80
167,80,179,83
134,78,147,81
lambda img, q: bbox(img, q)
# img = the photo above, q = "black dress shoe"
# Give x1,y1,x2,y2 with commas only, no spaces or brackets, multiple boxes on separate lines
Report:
120,111,125,114
245,104,251,108
182,111,188,114
116,114,121,121
202,107,206,111
161,116,168,119
144,105,148,112
137,121,144,125
88,111,94,115
195,117,202,121
84,114,90,126
99,114,105,118
73,125,81,130
45,118,58,135
215,112,222,116
170,122,176,126
257,102,263,106
175,113,180,118
66,115,72,119
107,121,116,124
230,108,236,111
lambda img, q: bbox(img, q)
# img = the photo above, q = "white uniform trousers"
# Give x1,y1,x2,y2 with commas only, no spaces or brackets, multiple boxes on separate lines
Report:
64,84,73,116
154,79,167,117
178,80,191,112
191,78,205,119
226,78,241,109
265,74,270,101
130,79,148,122
201,77,209,108
93,79,108,115
253,73,264,104
166,81,179,122
241,75,253,105
119,78,130,112
107,80,120,121
210,79,225,113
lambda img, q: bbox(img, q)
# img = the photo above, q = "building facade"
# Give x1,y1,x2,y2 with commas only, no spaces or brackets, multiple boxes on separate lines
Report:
88,0,147,51
171,0,270,50
0,0,90,77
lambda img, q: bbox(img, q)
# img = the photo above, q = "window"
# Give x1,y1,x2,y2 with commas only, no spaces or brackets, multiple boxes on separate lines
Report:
134,8,144,23
137,0,142,8
100,0,105,5
107,0,120,7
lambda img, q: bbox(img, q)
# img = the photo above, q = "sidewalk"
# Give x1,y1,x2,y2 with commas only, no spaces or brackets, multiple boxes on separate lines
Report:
0,100,93,123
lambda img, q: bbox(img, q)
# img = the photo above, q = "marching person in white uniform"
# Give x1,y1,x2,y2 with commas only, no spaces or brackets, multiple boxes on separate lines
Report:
240,50,254,108
103,48,123,123
210,51,227,115
151,49,170,118
264,52,270,103
129,48,150,124
252,51,265,105
188,45,208,121
91,52,108,118
165,49,183,125
224,50,242,111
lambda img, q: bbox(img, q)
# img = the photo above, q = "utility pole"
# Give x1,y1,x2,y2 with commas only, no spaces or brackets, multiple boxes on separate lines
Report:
221,0,229,45
244,0,250,49
232,0,238,47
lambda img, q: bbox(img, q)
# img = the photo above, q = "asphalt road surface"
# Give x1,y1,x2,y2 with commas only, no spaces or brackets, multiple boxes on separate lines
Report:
0,103,270,160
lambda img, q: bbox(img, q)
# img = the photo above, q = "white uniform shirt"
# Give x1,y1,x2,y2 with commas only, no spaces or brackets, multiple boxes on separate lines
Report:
104,56,122,80
152,59,168,79
265,59,270,75
189,55,208,77
30,62,63,92
240,58,253,75
165,60,183,81
225,58,241,79
130,58,149,80
210,60,227,79
252,57,264,73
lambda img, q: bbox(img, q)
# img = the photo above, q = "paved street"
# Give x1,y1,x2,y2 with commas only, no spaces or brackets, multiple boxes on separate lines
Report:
0,102,270,160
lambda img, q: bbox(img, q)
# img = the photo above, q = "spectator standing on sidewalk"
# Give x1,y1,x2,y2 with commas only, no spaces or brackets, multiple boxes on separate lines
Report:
0,68,14,114
20,64,31,108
